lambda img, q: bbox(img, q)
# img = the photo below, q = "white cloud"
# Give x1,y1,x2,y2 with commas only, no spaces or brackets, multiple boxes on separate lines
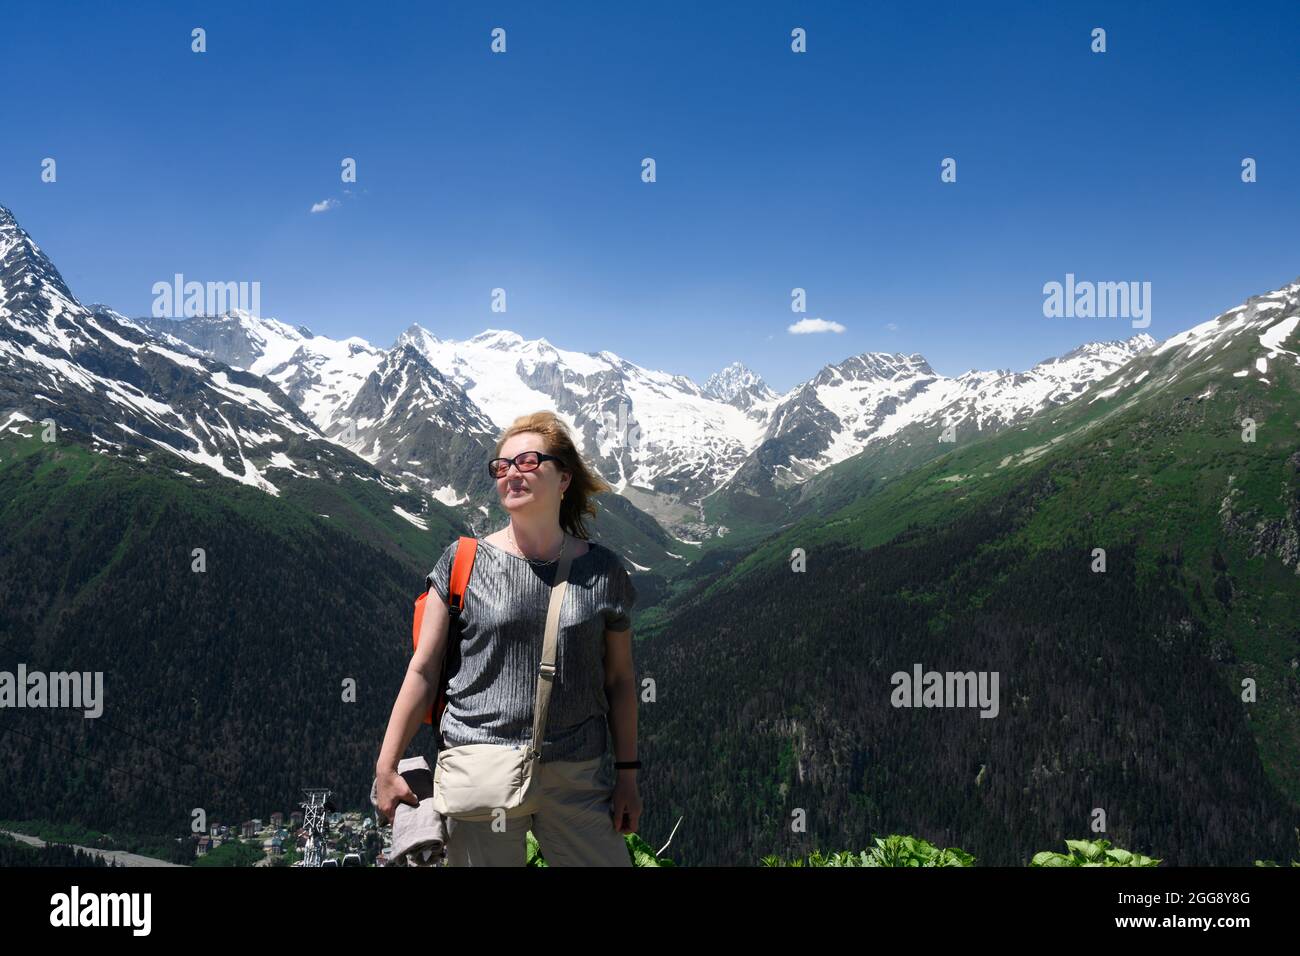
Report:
787,317,846,334
310,199,340,213
885,322,898,332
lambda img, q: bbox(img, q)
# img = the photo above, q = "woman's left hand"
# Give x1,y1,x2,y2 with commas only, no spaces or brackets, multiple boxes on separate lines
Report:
610,775,643,834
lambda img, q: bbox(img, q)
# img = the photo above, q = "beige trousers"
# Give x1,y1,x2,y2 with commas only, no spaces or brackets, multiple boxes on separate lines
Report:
443,755,632,867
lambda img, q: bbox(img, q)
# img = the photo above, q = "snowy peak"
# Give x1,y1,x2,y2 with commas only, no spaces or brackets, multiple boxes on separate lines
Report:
814,351,937,387
703,361,778,407
1036,334,1155,372
1117,278,1300,394
143,311,386,431
143,310,294,373
755,351,941,480
0,207,386,500
328,341,498,507
334,342,484,444
10,199,1295,541
1150,282,1300,364
394,323,441,354
392,325,766,516
892,344,1145,439
726,334,1159,497
468,328,526,349
143,309,367,378
0,202,79,327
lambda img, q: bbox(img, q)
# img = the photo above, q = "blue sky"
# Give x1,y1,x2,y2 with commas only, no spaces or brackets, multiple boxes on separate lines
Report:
2,0,1297,392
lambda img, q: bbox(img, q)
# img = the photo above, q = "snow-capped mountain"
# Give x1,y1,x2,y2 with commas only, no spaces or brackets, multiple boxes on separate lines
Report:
141,304,1157,536
148,311,502,507
749,351,941,488
1142,283,1300,386
721,335,1156,496
126,299,1159,500
143,311,385,432
392,325,769,510
873,336,1157,440
149,313,770,514
326,342,499,508
945,279,1300,492
2,200,1208,542
0,204,408,500
703,361,779,412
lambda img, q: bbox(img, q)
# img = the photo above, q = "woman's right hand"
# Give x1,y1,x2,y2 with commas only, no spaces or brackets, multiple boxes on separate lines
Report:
375,769,420,823
374,578,449,826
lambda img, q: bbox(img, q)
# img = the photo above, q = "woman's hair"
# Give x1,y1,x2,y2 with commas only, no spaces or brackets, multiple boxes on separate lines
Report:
495,410,612,539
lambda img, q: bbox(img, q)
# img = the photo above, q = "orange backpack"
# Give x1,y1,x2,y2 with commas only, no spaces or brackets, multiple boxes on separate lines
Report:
412,536,479,734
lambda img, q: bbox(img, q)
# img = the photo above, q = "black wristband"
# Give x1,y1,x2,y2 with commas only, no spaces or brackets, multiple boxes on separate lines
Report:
614,760,641,770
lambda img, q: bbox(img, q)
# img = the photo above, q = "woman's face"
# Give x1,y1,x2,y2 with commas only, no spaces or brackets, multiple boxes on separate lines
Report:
496,432,570,513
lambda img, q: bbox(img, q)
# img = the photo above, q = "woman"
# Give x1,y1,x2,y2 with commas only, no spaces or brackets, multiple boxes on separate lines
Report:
374,410,642,866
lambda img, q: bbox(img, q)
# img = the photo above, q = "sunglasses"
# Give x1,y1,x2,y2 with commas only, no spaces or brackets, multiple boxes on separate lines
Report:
487,451,567,479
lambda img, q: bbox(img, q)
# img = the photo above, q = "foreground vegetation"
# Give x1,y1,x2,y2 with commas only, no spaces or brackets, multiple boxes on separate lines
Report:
760,833,1300,867
526,831,676,867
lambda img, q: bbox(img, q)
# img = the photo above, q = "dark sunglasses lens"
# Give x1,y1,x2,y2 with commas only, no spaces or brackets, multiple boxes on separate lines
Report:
489,459,507,477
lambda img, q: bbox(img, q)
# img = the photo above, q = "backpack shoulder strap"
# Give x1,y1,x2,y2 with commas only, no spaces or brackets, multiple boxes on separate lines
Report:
447,535,479,616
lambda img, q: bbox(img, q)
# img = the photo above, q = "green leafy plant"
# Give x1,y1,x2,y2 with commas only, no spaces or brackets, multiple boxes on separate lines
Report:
525,830,675,867
759,835,1172,867
1030,839,1160,867
863,834,976,866
760,834,975,866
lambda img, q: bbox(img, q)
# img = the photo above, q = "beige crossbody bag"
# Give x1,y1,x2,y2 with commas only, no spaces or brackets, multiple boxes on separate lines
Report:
431,535,573,822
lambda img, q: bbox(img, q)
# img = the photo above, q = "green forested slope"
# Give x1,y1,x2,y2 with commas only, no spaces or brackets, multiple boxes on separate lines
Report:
0,432,455,838
633,297,1300,865
0,425,663,846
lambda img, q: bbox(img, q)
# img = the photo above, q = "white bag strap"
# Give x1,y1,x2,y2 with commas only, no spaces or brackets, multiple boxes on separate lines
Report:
526,535,573,761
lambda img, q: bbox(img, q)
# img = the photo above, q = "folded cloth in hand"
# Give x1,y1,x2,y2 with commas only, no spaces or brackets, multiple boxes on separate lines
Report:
370,756,448,866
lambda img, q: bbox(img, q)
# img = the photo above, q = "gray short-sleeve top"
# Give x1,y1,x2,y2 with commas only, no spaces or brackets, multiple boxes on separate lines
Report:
425,536,638,762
